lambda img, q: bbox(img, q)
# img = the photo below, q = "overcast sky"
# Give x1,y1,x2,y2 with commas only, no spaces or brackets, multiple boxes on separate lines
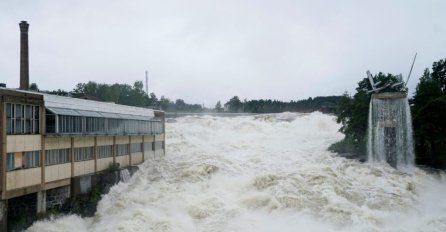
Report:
0,0,445,106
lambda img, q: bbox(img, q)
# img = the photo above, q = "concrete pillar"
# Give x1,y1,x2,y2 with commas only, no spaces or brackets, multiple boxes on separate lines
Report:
19,21,30,90
36,191,46,219
0,200,7,232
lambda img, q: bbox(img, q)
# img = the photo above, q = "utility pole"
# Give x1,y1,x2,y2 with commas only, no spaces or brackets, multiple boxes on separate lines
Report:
145,70,148,95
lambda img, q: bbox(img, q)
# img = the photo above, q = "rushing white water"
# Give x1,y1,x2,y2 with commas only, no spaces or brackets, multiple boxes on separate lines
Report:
28,112,446,232
367,97,415,169
120,169,131,183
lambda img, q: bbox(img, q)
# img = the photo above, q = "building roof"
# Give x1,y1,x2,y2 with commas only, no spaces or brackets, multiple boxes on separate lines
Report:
1,87,156,120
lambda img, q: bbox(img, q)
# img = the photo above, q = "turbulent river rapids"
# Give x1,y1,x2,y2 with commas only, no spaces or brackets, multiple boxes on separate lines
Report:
28,112,446,232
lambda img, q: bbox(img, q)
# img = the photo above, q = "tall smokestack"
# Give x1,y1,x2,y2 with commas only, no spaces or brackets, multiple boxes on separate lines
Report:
19,21,29,90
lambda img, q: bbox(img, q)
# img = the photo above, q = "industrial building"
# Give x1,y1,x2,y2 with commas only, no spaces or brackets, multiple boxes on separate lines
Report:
0,21,165,230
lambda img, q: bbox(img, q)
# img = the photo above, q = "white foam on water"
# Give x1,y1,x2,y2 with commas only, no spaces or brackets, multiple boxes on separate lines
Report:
120,169,131,183
27,112,446,232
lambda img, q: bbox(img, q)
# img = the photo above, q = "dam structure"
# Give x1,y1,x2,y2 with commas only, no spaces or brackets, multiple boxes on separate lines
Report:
367,92,415,169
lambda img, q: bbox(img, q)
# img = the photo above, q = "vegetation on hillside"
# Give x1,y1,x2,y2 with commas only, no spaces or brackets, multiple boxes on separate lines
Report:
331,58,446,169
223,95,343,113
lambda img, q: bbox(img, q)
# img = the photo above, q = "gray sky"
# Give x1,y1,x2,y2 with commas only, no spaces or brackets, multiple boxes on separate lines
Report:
1,0,445,106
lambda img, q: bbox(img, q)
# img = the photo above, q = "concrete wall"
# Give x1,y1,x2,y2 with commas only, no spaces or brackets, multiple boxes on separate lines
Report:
131,152,143,165
97,157,114,172
44,137,71,149
115,136,129,145
96,136,113,146
73,137,94,148
6,168,41,190
131,135,143,143
73,160,95,177
155,134,164,141
115,155,129,168
144,135,155,142
45,163,71,183
6,135,41,152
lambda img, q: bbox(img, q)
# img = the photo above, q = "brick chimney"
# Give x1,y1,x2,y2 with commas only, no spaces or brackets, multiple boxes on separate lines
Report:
19,21,29,90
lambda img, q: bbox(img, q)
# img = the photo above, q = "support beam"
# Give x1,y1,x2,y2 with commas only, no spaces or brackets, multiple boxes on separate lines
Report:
0,200,7,231
36,191,46,219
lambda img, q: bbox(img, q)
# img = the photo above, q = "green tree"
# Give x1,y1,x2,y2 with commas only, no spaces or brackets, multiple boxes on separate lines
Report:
149,93,158,107
215,101,223,112
158,96,171,110
224,96,243,112
175,99,186,111
412,59,446,168
413,97,446,168
29,83,39,91
431,59,446,94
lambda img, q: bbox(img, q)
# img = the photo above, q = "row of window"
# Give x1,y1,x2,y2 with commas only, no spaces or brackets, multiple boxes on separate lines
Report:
6,103,40,135
74,147,94,161
46,114,164,135
6,151,40,171
97,145,113,159
116,144,129,156
45,148,70,165
5,141,164,170
5,103,163,136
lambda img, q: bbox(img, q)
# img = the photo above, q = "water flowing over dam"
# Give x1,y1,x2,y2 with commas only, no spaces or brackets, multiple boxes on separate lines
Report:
28,113,446,232
367,93,415,169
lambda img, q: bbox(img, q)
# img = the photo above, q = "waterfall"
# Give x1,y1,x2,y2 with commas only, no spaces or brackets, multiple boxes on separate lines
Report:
367,94,415,169
120,169,131,182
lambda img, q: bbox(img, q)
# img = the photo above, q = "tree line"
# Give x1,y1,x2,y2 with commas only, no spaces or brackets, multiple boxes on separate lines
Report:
331,58,446,169
32,81,204,112
220,96,343,114
32,81,344,114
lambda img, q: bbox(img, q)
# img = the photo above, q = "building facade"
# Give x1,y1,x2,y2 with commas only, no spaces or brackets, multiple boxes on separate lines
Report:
0,88,165,227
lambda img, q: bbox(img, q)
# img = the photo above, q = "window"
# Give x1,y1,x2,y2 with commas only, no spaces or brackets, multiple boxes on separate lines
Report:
86,117,106,133
59,115,83,134
74,147,93,161
151,121,163,134
6,103,13,134
6,103,40,135
6,153,15,171
131,143,142,153
46,110,56,133
97,145,113,158
45,149,70,165
144,142,152,152
15,104,23,133
116,144,129,156
154,141,163,151
44,109,162,136
24,151,40,168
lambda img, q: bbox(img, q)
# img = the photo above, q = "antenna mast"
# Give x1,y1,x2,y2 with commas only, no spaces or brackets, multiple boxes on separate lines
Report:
145,70,148,95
